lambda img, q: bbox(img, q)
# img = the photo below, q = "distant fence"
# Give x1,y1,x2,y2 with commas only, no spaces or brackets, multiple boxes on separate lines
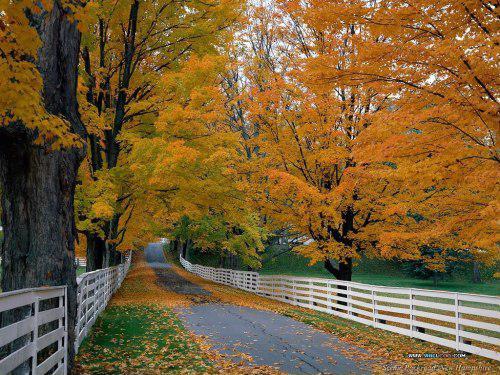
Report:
0,253,131,374
180,256,500,361
75,257,86,268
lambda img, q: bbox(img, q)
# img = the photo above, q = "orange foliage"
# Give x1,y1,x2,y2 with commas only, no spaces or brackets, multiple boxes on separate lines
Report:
238,1,498,275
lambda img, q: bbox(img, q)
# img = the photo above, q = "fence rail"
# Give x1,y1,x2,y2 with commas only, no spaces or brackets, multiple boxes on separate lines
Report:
0,253,131,374
180,256,500,361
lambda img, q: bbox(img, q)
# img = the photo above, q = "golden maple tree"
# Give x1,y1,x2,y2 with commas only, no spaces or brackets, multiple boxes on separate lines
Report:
129,55,265,268
235,1,395,280
238,0,499,279
325,0,500,270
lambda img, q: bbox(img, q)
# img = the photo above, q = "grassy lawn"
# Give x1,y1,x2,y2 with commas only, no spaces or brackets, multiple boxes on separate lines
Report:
76,305,212,374
256,246,500,296
187,245,500,296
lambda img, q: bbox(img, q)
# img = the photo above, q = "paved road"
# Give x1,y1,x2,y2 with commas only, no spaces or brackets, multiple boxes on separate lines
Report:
145,243,210,296
145,243,372,374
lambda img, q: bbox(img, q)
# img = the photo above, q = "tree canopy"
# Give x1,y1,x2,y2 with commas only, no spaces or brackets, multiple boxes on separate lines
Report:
1,0,498,280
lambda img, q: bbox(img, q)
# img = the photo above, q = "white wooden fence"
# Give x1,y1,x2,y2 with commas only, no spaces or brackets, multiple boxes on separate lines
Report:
0,287,67,375
75,254,131,352
180,256,500,361
0,253,131,374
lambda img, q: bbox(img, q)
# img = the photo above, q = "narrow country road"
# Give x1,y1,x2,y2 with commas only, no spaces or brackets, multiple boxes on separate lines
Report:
145,243,373,375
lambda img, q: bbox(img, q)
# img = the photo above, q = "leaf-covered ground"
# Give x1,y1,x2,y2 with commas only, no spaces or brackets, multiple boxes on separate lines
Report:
171,258,499,374
76,305,212,374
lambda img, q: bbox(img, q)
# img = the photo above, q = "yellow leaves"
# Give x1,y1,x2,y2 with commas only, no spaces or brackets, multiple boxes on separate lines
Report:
91,200,115,220
248,0,500,268
76,168,119,234
0,0,81,149
383,204,409,218
125,52,265,262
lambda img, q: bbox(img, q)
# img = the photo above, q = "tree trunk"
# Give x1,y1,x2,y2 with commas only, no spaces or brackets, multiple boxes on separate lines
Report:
0,1,83,371
185,239,191,260
102,245,121,267
106,0,139,168
325,258,352,308
113,250,122,265
182,241,187,259
172,239,180,255
85,233,104,271
0,141,80,372
103,243,111,268
325,258,353,281
472,261,482,283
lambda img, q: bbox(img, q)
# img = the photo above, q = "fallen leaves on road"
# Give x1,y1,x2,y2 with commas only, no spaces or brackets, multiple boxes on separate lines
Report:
75,252,283,374
171,260,499,374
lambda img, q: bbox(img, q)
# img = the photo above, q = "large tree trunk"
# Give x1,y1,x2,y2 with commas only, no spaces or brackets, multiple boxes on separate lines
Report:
0,1,83,371
0,137,80,370
325,258,353,309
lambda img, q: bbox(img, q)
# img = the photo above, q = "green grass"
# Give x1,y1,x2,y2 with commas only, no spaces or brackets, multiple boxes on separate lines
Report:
76,305,212,374
77,266,87,276
175,241,500,295
255,245,500,296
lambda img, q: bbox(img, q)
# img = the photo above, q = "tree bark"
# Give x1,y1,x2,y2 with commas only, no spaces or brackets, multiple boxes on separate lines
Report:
172,239,180,256
181,240,189,259
325,258,352,308
98,1,140,254
0,1,83,371
106,0,139,168
85,233,104,271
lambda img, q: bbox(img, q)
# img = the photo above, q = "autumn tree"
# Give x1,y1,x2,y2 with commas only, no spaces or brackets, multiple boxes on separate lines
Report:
239,1,395,280
76,0,242,270
0,0,82,366
328,0,499,271
129,55,265,269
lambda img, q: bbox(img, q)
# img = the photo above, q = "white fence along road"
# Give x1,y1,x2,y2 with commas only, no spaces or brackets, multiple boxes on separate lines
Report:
0,253,131,374
180,256,500,361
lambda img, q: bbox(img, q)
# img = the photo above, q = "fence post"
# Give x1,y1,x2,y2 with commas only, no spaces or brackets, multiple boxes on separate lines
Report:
32,296,40,375
455,292,460,350
347,284,352,315
58,292,64,373
372,290,376,327
64,287,68,375
409,288,414,337
84,278,89,339
309,281,313,306
327,283,333,311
